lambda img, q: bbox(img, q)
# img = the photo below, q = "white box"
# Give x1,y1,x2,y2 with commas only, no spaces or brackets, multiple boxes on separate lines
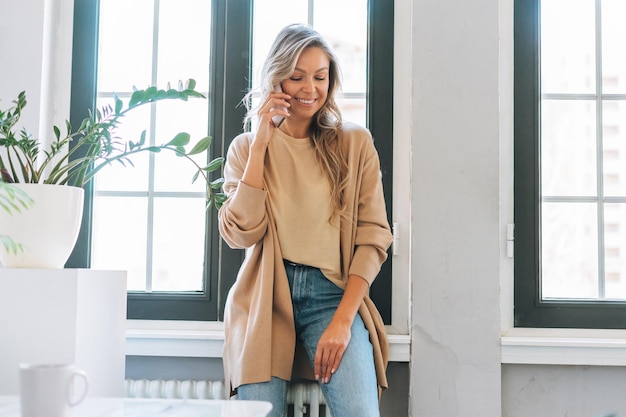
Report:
0,269,127,396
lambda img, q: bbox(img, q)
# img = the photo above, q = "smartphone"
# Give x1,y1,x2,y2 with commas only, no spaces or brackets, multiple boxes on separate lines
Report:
271,84,287,127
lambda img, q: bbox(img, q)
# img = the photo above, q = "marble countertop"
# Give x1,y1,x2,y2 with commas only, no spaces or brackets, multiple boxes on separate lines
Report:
0,396,272,417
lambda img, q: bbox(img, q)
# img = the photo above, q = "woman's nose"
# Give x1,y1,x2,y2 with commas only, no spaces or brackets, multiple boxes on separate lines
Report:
302,78,314,92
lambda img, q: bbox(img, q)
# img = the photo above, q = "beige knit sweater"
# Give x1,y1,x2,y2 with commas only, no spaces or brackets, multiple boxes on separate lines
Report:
218,122,393,395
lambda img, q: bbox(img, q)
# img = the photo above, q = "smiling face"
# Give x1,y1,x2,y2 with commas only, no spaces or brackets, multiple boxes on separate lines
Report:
280,46,331,126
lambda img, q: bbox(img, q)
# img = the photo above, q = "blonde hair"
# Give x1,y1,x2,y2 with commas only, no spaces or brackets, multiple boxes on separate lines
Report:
243,24,348,221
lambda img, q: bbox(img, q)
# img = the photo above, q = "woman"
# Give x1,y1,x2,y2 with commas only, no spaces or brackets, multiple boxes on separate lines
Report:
218,23,393,417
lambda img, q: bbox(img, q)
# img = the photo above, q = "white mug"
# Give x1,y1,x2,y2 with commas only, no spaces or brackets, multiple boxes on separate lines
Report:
19,363,89,417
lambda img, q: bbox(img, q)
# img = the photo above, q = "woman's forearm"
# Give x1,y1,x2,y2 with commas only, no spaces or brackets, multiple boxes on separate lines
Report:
240,143,267,190
333,274,369,326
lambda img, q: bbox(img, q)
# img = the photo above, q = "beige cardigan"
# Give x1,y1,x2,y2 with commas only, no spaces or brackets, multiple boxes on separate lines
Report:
218,122,393,395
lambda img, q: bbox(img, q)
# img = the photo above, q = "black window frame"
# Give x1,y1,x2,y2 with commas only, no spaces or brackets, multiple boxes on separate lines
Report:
514,0,626,329
68,0,394,322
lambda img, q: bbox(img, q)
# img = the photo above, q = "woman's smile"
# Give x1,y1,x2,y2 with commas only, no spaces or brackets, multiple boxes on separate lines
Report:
295,97,316,105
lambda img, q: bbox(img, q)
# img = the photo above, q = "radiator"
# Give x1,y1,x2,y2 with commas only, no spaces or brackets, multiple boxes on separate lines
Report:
125,379,329,417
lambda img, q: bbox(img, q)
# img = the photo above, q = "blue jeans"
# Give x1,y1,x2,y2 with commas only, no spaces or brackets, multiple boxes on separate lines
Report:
237,262,380,417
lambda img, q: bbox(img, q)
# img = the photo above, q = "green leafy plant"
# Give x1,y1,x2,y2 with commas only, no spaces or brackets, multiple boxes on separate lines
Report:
0,79,226,209
0,182,34,254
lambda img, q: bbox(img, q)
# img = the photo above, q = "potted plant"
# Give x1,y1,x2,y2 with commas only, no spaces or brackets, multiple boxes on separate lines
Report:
0,79,225,268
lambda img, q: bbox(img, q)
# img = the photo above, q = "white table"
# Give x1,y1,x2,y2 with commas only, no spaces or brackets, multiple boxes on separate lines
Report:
0,396,272,417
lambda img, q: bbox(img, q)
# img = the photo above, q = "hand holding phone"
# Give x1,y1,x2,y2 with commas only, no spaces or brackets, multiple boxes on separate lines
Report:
271,84,288,127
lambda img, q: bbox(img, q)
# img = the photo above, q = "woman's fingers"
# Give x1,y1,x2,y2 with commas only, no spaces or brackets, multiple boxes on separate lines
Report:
260,94,291,120
314,323,351,384
253,94,291,145
314,343,346,384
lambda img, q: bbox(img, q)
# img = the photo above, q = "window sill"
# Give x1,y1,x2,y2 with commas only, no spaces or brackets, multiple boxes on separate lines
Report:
501,328,626,366
126,320,411,362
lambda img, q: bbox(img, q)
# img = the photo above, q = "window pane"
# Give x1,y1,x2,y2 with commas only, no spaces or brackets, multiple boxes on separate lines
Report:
314,0,367,94
156,0,211,91
603,100,626,197
91,196,148,291
251,1,308,85
93,99,151,192
98,0,154,91
336,97,366,127
541,0,596,94
94,0,212,294
601,0,626,94
542,202,599,299
153,100,209,192
604,203,626,299
152,197,206,291
541,100,597,197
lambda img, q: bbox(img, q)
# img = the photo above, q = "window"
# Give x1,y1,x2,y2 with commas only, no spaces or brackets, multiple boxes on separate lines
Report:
515,0,626,328
69,0,394,322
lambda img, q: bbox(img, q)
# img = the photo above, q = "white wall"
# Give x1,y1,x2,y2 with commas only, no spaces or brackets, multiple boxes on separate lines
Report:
503,365,626,417
0,0,73,148
409,0,502,415
0,0,46,137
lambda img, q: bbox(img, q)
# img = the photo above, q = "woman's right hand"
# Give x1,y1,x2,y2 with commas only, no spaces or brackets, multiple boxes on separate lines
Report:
241,91,290,190
253,91,291,149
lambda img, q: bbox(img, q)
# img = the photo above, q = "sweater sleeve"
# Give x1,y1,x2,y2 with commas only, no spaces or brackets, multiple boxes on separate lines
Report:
348,134,394,285
218,134,269,249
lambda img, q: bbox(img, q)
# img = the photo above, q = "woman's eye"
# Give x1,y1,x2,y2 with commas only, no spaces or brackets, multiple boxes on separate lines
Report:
315,77,326,81
290,77,302,81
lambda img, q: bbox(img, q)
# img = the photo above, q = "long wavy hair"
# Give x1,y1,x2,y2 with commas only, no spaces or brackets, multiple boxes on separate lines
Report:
243,24,349,222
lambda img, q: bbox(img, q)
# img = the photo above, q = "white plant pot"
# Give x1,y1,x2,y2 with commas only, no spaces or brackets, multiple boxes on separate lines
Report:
0,184,84,268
